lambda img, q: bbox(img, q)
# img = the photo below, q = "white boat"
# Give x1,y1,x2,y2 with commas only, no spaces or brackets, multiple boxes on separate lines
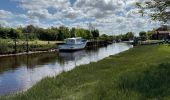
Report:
58,37,87,51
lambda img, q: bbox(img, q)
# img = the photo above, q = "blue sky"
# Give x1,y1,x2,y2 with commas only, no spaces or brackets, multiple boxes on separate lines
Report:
0,0,162,35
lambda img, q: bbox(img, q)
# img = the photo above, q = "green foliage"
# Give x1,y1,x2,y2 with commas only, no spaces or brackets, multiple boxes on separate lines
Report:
99,32,134,42
116,32,134,41
147,30,156,40
0,40,14,54
76,28,93,39
91,29,99,39
37,29,57,41
70,27,76,38
0,28,22,39
57,26,70,41
0,27,10,39
99,34,110,41
23,25,37,33
136,0,170,23
125,32,134,40
139,31,147,41
139,31,146,37
0,25,100,41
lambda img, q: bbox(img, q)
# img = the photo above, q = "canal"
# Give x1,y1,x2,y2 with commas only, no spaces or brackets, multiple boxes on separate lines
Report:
0,43,132,96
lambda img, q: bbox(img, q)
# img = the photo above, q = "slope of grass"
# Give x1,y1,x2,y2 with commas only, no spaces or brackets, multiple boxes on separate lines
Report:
1,44,170,100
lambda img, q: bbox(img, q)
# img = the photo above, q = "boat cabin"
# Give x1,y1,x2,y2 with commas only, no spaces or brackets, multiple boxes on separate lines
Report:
65,37,83,45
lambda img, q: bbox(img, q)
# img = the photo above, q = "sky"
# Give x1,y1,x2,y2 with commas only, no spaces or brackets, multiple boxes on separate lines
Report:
0,0,163,35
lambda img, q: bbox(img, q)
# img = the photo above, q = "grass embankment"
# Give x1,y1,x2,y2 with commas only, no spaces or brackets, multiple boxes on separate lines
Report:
0,39,62,54
1,44,170,100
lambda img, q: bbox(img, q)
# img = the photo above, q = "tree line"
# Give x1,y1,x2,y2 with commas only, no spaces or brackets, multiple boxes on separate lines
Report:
0,24,158,42
0,25,100,41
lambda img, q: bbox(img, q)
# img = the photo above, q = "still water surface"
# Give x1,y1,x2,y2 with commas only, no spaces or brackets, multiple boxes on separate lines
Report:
0,43,132,96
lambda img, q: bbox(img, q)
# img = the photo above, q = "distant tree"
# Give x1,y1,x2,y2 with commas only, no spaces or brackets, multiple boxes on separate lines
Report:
0,24,100,41
85,30,93,39
136,0,170,23
126,32,134,40
147,29,156,40
75,28,93,39
0,28,10,39
70,27,76,37
139,31,147,41
99,34,109,41
8,28,22,39
139,31,147,37
23,25,37,33
91,29,99,39
57,26,70,41
9,29,18,53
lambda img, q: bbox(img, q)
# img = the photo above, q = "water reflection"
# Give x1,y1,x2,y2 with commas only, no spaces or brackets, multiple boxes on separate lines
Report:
0,43,132,96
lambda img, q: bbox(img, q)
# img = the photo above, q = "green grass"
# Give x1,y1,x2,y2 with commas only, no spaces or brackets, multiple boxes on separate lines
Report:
0,39,63,45
1,44,170,100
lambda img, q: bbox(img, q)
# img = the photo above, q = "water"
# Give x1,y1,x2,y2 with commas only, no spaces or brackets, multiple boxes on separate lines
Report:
0,43,132,96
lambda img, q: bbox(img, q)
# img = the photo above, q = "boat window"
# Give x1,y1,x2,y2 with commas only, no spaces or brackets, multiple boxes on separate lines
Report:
76,39,81,43
66,39,76,44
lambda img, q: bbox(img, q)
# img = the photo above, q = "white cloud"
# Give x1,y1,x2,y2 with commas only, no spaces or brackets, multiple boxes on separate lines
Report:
0,10,14,19
0,20,10,27
4,0,162,35
16,0,70,10
27,9,53,20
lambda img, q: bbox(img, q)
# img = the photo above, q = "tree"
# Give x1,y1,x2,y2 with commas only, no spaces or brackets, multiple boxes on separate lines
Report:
139,31,146,37
58,26,70,41
0,28,10,39
99,34,109,41
91,29,99,39
9,29,17,53
126,32,134,40
136,0,170,23
24,25,37,33
70,27,76,38
139,31,147,41
147,30,155,40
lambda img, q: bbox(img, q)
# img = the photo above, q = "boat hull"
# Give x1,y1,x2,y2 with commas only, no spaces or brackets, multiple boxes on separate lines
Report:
58,42,87,52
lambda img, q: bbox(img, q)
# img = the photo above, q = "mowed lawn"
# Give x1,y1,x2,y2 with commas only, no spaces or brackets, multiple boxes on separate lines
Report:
1,44,170,100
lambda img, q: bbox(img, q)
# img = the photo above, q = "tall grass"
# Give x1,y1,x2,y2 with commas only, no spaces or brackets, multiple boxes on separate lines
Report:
1,44,170,100
0,39,57,54
117,63,170,99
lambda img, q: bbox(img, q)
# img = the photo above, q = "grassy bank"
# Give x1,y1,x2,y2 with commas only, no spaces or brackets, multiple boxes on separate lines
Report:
0,39,62,54
1,44,170,100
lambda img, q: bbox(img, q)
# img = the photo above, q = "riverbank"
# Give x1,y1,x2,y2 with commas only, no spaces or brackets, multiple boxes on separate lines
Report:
1,44,170,100
0,49,59,57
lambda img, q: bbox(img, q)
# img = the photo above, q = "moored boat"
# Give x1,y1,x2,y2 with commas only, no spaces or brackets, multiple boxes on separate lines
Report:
58,37,87,51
